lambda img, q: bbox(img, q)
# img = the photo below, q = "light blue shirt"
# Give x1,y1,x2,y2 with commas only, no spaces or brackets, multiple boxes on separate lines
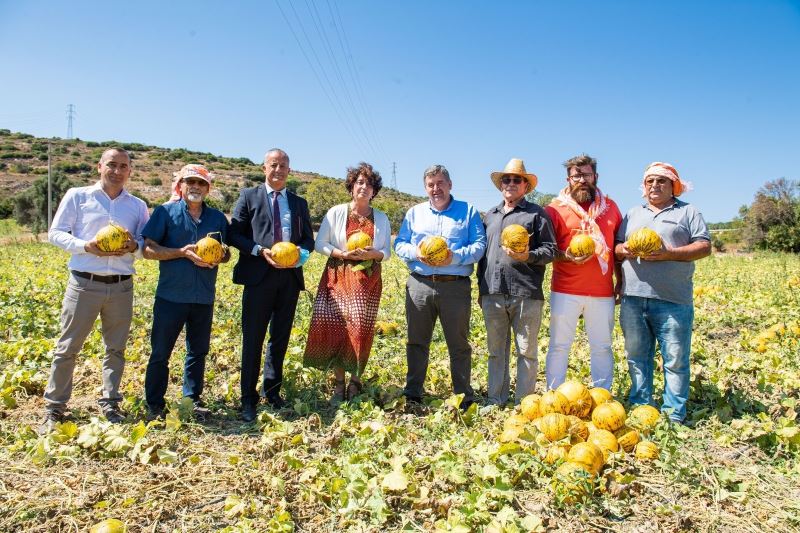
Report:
394,196,486,276
251,185,291,256
48,182,149,275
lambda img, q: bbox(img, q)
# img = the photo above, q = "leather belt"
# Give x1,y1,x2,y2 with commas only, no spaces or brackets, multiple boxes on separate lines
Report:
71,270,132,284
412,273,468,282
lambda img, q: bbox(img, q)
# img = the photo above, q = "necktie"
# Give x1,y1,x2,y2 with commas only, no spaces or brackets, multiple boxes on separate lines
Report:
272,191,282,243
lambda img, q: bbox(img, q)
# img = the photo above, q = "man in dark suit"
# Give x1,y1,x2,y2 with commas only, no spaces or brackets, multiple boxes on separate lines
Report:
229,148,314,421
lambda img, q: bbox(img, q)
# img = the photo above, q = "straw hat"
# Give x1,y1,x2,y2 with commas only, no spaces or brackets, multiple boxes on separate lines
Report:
490,158,538,193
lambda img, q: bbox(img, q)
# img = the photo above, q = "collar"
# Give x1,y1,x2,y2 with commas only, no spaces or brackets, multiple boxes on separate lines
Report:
642,198,681,211
428,195,455,213
90,181,130,199
491,197,530,213
265,183,287,196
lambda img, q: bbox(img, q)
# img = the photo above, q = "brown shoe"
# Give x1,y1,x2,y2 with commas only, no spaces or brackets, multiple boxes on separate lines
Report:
347,379,363,400
330,379,346,406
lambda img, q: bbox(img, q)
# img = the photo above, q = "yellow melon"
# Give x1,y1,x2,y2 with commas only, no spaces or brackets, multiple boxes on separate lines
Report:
346,231,373,251
503,413,529,431
89,519,127,533
588,387,612,412
540,413,570,442
271,242,300,267
567,415,589,442
520,394,542,420
553,461,595,503
588,429,619,463
196,232,225,264
419,236,449,265
628,404,661,433
500,224,529,253
627,227,662,256
568,233,595,257
95,222,128,252
567,442,604,474
614,426,641,453
539,390,571,415
592,400,626,432
634,440,660,461
556,380,593,418
543,443,572,464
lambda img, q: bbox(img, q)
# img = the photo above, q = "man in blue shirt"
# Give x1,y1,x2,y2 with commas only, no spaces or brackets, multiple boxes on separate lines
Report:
394,164,487,409
142,164,230,420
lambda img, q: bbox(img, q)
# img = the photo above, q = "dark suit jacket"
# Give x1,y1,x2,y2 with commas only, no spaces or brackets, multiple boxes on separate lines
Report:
228,184,314,288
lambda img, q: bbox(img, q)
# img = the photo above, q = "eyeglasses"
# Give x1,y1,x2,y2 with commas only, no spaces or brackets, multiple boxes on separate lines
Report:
568,173,595,183
501,176,525,185
182,178,208,186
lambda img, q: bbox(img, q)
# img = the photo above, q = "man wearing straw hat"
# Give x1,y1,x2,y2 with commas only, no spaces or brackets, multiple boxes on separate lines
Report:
615,162,711,423
478,159,557,406
141,164,230,420
544,154,622,391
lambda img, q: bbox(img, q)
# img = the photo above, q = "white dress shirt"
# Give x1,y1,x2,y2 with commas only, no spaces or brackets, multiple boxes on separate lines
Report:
49,182,150,275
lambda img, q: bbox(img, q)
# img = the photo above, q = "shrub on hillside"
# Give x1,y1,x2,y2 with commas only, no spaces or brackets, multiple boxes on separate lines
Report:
13,173,72,233
741,178,800,253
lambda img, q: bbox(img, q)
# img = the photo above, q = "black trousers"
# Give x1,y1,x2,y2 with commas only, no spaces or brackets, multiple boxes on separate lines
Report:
240,269,300,406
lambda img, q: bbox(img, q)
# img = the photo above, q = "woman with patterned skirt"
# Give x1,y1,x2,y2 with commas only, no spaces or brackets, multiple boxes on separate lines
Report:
303,162,392,404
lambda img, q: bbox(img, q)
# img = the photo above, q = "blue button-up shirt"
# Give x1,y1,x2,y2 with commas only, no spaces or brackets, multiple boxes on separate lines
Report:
48,182,149,275
142,200,229,305
394,196,486,276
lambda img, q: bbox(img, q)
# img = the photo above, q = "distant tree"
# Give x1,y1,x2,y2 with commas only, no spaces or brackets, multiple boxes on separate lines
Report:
305,179,350,226
372,197,407,233
526,190,556,206
742,178,800,252
13,173,72,233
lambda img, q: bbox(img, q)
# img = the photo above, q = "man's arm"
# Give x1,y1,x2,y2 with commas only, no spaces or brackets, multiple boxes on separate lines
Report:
143,237,212,267
393,211,418,263
49,189,87,253
644,239,712,262
296,197,315,252
450,206,487,265
526,211,558,265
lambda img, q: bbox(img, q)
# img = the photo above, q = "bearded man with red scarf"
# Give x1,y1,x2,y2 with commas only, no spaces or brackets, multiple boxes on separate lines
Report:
544,154,622,391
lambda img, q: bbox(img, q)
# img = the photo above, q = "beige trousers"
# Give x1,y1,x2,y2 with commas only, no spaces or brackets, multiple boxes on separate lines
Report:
44,272,134,413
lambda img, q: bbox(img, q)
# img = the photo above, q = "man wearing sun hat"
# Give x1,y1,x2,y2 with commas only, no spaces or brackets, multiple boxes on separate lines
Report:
615,162,711,423
478,159,557,406
141,164,230,421
544,154,622,392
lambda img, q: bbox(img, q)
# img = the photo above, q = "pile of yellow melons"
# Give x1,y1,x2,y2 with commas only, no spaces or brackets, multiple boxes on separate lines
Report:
498,380,662,501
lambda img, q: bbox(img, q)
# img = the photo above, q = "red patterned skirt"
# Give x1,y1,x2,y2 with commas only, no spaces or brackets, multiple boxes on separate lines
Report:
303,257,382,376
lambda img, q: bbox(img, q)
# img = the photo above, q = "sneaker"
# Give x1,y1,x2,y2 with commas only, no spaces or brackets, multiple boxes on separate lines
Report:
102,405,126,424
192,401,211,420
38,410,65,435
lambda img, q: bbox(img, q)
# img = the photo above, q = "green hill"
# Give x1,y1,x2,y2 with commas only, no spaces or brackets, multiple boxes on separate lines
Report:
0,129,423,230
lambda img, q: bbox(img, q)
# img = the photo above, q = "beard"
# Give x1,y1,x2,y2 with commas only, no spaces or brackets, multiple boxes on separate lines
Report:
571,184,596,204
185,192,204,203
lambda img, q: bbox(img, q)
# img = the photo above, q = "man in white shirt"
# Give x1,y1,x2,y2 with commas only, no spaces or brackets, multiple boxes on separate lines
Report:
42,148,149,432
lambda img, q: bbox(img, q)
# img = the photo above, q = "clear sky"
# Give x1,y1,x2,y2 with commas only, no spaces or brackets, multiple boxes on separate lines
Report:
1,0,798,222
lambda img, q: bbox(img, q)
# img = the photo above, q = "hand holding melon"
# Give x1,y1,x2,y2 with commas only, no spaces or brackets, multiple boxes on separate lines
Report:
418,236,452,266
87,222,135,256
265,242,300,268
565,233,595,264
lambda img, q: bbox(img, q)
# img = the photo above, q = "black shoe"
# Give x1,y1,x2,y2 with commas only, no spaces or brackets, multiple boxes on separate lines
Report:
460,399,475,412
241,403,257,422
146,405,166,422
404,394,422,405
265,395,287,409
103,405,126,424
38,410,65,435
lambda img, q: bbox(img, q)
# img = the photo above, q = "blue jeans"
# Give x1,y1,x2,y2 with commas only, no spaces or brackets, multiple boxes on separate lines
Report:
620,295,694,422
145,297,214,410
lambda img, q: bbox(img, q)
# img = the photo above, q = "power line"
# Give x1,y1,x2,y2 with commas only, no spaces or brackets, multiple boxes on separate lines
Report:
66,104,76,139
391,162,397,190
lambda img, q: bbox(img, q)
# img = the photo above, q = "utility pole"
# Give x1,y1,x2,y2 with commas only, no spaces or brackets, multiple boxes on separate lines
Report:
391,162,397,190
66,104,76,139
47,142,52,230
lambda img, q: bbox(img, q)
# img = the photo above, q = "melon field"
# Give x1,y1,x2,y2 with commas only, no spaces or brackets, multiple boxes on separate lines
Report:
1,243,799,532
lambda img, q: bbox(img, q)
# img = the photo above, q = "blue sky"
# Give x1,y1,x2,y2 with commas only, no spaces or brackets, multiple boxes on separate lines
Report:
1,0,798,222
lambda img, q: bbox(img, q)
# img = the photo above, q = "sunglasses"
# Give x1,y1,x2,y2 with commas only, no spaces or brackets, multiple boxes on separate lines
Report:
501,176,525,185
182,178,208,186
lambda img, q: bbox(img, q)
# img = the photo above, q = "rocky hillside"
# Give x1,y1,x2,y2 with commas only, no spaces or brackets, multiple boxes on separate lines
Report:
0,129,423,229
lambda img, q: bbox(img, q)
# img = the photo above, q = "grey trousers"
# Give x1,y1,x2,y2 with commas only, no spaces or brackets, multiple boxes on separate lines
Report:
481,294,543,405
404,274,474,402
44,272,134,413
